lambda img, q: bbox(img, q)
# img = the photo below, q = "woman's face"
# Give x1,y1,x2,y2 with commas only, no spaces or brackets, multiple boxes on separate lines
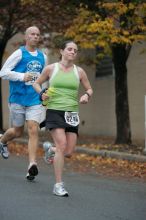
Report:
61,42,78,61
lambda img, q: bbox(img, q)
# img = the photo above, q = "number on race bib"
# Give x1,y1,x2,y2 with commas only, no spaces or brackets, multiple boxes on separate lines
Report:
25,72,40,85
64,112,80,127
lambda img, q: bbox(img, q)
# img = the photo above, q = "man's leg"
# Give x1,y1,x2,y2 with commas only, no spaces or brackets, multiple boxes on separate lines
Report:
26,120,39,180
27,120,39,163
0,127,24,159
0,127,24,144
0,103,25,159
25,104,44,180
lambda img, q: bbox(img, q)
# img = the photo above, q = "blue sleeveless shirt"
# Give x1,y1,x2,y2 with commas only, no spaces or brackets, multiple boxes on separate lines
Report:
9,46,45,106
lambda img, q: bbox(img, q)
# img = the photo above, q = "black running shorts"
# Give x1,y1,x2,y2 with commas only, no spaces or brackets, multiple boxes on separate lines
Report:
46,109,79,134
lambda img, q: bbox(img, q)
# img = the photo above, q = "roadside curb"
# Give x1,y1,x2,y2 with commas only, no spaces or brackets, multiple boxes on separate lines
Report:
76,146,146,163
13,138,146,163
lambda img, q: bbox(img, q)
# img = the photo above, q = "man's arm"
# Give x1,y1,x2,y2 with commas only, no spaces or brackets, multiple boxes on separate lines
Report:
0,49,25,81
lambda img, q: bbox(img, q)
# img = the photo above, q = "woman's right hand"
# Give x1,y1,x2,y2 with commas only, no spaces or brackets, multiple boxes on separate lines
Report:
42,91,49,101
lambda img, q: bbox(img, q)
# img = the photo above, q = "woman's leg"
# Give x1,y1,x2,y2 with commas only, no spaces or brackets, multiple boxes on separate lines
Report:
65,132,77,157
50,128,67,183
45,131,77,160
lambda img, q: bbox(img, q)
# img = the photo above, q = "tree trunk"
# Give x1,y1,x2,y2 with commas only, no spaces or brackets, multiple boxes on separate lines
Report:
112,44,131,144
0,40,8,132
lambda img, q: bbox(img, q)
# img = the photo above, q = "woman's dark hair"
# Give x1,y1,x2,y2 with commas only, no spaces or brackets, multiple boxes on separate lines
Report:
58,40,78,60
59,40,76,50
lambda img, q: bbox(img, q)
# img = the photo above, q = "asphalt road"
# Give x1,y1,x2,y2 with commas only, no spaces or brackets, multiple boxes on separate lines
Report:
0,155,146,220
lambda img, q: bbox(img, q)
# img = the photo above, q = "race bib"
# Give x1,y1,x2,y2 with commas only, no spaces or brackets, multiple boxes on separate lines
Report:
25,72,40,85
64,112,80,127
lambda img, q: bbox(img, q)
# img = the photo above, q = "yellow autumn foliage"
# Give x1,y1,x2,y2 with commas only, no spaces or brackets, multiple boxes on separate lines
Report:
65,2,146,52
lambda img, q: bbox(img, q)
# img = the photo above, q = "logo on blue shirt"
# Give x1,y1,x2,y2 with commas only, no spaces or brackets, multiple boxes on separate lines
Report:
27,60,42,72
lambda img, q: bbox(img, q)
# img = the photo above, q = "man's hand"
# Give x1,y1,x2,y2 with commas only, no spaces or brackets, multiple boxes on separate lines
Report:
24,73,33,82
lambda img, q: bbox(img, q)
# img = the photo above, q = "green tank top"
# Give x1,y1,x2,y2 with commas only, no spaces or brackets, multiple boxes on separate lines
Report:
45,63,80,112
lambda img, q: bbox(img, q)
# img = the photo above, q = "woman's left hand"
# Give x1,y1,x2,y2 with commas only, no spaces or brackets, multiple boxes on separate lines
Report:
79,94,89,104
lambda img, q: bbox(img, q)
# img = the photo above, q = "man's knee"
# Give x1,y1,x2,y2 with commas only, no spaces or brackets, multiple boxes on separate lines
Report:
14,127,23,137
27,123,39,136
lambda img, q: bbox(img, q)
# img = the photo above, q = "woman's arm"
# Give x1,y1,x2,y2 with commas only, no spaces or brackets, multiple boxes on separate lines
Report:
33,64,54,101
33,65,51,92
78,67,93,104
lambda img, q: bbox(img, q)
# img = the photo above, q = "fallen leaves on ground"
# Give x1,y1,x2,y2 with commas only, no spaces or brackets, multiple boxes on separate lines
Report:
8,142,146,181
65,153,146,180
77,135,144,155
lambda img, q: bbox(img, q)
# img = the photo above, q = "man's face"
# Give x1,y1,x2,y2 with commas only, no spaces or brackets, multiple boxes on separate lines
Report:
25,27,40,47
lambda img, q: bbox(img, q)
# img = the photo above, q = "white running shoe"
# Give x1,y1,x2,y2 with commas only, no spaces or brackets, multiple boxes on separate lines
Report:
53,182,69,197
43,141,55,164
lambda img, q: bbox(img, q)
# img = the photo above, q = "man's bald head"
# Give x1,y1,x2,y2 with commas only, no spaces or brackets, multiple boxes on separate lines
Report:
24,26,41,49
25,26,40,36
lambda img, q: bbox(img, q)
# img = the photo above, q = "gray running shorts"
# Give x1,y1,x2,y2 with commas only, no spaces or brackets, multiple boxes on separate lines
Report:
9,103,45,127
